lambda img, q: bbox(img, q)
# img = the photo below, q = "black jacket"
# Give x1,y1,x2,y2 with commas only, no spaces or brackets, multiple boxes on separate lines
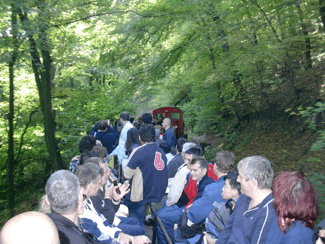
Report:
47,212,101,244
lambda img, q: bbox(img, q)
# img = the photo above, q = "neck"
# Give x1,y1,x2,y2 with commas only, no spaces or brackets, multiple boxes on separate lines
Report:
216,171,227,179
61,211,79,225
249,188,272,209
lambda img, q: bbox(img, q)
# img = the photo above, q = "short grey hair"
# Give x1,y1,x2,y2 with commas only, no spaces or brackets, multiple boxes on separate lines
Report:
213,151,235,173
75,163,101,188
45,170,80,215
182,142,196,153
237,156,274,189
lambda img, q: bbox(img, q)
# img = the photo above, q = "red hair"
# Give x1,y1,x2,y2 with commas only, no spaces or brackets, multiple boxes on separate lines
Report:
273,171,319,233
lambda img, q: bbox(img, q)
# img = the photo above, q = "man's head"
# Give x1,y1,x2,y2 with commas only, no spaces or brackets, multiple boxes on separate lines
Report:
162,117,172,130
45,170,80,215
141,113,152,124
237,156,274,196
78,135,96,153
176,138,187,153
139,124,155,143
222,172,241,200
98,120,108,131
120,111,130,123
75,163,102,198
84,157,110,186
183,145,203,167
189,156,209,182
80,151,99,165
157,140,171,154
212,151,235,175
0,211,60,244
92,145,108,159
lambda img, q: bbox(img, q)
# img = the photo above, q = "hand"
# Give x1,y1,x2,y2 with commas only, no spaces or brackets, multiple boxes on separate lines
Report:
112,181,130,201
205,232,217,244
134,235,151,244
104,184,114,199
118,233,134,244
71,155,80,161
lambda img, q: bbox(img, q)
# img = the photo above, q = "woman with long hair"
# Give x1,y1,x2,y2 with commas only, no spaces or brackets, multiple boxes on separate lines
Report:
266,171,319,243
122,128,142,172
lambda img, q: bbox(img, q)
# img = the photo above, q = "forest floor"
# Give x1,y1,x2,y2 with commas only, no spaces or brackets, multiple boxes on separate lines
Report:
190,121,324,176
190,119,325,221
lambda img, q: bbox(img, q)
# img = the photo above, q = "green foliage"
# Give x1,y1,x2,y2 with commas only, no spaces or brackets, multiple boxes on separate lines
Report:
298,102,325,152
309,172,325,223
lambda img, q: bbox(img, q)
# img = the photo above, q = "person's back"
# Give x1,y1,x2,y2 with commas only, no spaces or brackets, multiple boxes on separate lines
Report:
91,120,117,154
124,124,168,225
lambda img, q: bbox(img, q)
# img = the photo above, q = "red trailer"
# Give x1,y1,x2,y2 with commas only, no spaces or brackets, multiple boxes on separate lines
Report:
153,107,185,138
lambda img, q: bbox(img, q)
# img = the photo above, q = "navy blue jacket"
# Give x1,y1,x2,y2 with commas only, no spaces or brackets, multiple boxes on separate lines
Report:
265,219,315,244
89,124,118,154
124,143,168,208
216,193,276,244
187,175,225,224
163,128,176,148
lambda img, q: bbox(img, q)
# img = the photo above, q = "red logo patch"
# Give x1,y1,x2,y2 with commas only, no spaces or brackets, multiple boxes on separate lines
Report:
154,152,165,171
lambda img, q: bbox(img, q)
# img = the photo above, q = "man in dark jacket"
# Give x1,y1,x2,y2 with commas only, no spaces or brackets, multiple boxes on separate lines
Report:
124,124,168,225
45,170,101,244
216,156,276,244
89,120,118,154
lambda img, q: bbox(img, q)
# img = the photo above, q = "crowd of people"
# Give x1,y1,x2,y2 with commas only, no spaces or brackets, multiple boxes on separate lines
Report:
0,111,324,244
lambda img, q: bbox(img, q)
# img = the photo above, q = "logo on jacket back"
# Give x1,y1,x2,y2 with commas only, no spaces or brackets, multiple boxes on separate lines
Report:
154,152,165,170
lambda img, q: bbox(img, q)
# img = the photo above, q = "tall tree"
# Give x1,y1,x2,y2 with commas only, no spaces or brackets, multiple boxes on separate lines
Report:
17,3,63,171
7,3,19,217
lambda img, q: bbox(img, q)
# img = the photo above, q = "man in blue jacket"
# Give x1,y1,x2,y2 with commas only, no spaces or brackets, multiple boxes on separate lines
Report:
157,157,215,244
186,151,235,225
216,155,276,244
162,117,176,148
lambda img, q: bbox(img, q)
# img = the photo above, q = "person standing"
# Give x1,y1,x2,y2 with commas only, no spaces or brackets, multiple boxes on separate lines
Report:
124,124,168,225
162,117,176,148
110,112,134,165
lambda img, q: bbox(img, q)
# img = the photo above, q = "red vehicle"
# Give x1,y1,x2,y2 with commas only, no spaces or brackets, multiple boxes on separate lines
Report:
153,107,185,138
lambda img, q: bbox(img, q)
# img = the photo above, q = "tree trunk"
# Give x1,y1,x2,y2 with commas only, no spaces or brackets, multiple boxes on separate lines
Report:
18,8,63,172
7,5,19,218
296,2,312,69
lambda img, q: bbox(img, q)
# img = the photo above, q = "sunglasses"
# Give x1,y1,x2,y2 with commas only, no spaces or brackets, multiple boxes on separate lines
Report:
82,194,88,201
315,233,325,243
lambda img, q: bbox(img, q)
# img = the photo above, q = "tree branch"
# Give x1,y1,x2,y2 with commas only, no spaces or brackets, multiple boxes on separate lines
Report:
52,10,179,27
16,106,41,164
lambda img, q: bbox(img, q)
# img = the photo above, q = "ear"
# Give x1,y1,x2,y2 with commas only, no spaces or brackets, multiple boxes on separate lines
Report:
203,168,208,175
45,195,51,206
251,178,258,188
139,135,143,144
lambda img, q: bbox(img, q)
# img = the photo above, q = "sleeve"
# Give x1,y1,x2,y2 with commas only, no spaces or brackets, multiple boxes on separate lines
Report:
91,196,119,225
166,168,189,206
89,123,99,136
80,216,121,241
123,148,140,180
187,182,224,224
69,158,80,173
